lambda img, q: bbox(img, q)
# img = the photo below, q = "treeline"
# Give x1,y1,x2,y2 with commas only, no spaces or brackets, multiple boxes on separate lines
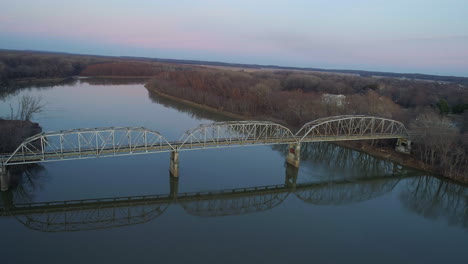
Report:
80,61,190,76
123,56,468,85
275,71,468,110
0,50,197,86
0,50,109,85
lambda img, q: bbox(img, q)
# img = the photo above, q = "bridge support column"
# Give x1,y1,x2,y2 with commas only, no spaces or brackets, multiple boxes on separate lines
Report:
169,151,179,177
0,165,10,192
395,138,411,154
286,143,301,168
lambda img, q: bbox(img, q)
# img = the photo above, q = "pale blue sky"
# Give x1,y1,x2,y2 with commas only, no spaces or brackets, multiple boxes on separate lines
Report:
1,0,467,76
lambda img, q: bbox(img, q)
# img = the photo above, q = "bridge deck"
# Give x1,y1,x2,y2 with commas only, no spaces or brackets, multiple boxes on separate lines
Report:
1,134,404,165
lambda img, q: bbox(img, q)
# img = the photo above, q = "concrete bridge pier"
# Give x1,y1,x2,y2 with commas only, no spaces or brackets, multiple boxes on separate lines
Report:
286,143,301,168
169,151,179,177
0,165,10,192
395,138,411,154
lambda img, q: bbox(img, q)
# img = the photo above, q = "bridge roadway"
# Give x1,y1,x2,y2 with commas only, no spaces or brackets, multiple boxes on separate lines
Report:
2,134,403,164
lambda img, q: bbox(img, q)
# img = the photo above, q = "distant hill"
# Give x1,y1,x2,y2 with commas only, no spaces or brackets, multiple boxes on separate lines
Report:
2,49,467,85
121,56,468,85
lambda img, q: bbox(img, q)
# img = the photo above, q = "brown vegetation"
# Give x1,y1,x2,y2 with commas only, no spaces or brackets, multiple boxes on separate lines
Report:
0,51,110,85
80,61,191,77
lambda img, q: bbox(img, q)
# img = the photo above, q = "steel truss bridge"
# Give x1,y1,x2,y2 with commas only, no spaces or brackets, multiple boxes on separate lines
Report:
1,115,410,167
0,169,417,232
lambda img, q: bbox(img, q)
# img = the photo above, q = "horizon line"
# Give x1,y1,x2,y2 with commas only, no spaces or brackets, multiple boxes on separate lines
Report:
1,48,467,79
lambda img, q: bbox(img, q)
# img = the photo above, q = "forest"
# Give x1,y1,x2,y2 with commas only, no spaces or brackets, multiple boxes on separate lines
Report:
1,50,467,182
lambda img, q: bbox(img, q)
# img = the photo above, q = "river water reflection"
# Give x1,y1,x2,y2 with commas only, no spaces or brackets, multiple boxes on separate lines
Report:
0,79,467,264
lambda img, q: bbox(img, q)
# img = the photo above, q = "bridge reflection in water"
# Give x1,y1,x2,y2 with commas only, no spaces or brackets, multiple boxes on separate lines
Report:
1,165,416,233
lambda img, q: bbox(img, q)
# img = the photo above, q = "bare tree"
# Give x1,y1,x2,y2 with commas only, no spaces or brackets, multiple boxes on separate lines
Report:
9,95,45,121
410,110,459,167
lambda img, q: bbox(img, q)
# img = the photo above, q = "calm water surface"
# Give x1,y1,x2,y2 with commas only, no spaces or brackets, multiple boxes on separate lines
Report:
0,79,467,264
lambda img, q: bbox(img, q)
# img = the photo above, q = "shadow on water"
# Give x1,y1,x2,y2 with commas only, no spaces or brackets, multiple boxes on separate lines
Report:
0,165,425,233
2,143,465,233
79,77,151,86
147,88,236,123
272,142,402,182
400,175,468,230
0,79,76,100
1,165,47,204
0,77,150,100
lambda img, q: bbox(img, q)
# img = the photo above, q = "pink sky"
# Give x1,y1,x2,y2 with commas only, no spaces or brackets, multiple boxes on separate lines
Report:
1,0,467,76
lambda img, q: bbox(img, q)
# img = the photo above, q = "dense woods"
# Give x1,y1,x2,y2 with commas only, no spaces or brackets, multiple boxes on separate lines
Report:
1,50,467,182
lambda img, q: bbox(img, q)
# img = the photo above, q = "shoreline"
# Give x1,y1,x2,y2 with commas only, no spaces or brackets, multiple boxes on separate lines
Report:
0,77,68,87
146,87,467,185
145,85,251,121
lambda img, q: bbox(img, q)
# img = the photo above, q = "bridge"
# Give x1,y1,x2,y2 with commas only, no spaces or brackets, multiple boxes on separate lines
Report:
0,115,411,190
0,167,418,232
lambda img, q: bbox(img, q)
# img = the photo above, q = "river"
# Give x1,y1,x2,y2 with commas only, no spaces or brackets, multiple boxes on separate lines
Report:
0,78,467,263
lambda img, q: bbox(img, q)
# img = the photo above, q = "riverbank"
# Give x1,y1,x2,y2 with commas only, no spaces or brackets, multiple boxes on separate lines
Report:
338,141,468,185
145,85,250,121
146,87,467,184
0,77,69,88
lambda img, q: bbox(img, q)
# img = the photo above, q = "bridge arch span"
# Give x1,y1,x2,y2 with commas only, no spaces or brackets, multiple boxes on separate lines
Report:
295,115,409,142
5,127,174,165
178,121,297,150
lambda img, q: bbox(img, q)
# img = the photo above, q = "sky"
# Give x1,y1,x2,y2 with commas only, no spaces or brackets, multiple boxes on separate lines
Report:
1,0,467,76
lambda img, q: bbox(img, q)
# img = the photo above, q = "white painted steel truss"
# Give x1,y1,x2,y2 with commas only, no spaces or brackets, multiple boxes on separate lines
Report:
3,127,174,165
296,115,408,142
2,116,409,165
178,121,296,150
